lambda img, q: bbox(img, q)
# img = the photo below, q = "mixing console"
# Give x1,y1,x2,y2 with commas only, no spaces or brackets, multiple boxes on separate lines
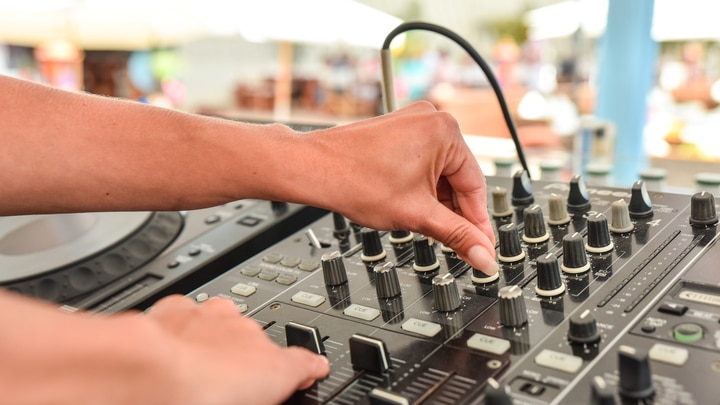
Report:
187,172,720,404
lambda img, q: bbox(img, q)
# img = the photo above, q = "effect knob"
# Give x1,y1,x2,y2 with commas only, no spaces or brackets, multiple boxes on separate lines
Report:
511,170,534,206
608,199,634,233
498,223,525,263
412,235,440,273
628,181,653,218
321,251,348,286
561,232,590,273
586,213,614,253
374,262,402,299
388,230,413,244
523,204,549,243
498,285,528,327
360,228,387,263
432,273,461,312
535,252,566,297
547,193,571,225
492,187,513,218
568,309,600,344
590,376,616,405
567,175,591,213
689,191,719,227
618,345,654,400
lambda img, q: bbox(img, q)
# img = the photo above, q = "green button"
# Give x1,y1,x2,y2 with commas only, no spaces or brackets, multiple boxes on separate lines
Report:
673,323,704,343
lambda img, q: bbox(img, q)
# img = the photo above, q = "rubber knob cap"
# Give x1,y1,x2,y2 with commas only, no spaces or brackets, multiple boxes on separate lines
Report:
689,191,719,227
567,175,591,212
511,170,534,206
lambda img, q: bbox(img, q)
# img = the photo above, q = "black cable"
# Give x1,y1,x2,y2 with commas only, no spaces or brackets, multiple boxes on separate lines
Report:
381,21,530,177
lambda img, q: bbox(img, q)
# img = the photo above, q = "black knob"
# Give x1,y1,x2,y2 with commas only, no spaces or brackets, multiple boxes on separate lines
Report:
492,187,513,217
608,199,634,233
511,170,534,206
561,232,590,273
567,175,591,212
432,273,461,312
471,266,500,284
498,285,528,327
270,201,289,214
590,376,616,405
586,213,613,253
568,309,600,344
332,212,351,241
523,204,549,243
618,345,654,399
628,181,653,218
547,193,571,225
484,378,513,405
349,333,392,374
412,235,440,273
374,262,402,298
321,251,348,286
689,191,719,227
498,223,525,263
388,230,413,244
361,227,387,262
285,322,325,354
535,252,565,297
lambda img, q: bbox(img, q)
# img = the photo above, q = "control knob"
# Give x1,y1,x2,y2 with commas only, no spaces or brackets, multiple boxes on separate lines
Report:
374,262,402,299
388,230,413,244
498,223,525,263
412,235,440,273
567,175,591,212
360,227,387,263
523,204,549,243
432,273,461,312
511,170,534,206
535,252,566,297
484,378,513,405
321,251,348,286
491,187,513,218
689,191,719,227
547,193,571,225
561,232,590,273
568,309,600,344
628,181,653,218
590,376,616,405
618,345,654,400
332,212,351,243
498,285,528,327
586,213,614,253
608,199,634,233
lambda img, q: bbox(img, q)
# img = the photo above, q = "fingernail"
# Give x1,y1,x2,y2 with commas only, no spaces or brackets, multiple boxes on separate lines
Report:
466,245,499,275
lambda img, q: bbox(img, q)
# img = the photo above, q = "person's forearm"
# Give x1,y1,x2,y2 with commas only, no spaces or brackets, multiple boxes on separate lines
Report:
0,75,310,215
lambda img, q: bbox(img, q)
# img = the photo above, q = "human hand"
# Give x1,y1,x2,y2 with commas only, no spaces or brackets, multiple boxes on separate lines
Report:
305,101,497,275
146,295,329,405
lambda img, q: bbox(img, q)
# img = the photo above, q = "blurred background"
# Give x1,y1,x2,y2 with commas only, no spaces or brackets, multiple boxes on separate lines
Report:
1,0,719,193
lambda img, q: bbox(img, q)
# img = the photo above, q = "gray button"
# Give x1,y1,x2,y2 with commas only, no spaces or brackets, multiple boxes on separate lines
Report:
291,291,326,307
401,318,442,337
230,283,256,297
275,273,298,285
344,304,380,321
467,333,511,355
258,268,279,281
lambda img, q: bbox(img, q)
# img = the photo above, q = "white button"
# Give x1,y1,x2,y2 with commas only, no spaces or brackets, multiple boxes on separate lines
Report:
237,303,249,313
344,304,380,321
195,292,209,302
291,291,326,307
230,283,257,297
535,349,583,374
401,318,442,337
649,343,689,366
467,333,511,355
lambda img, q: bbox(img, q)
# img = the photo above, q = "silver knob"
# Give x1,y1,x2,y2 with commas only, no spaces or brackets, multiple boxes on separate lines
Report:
432,273,461,312
499,285,528,327
321,251,348,286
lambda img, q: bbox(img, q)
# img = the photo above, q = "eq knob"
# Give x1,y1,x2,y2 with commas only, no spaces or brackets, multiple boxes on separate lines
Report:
412,235,440,273
568,309,600,344
492,187,513,218
374,262,402,299
523,204,549,243
547,193,571,225
618,345,654,400
567,175,591,213
388,230,413,244
586,213,614,253
321,251,348,286
498,223,525,263
608,199,634,233
628,181,653,218
498,285,528,327
535,252,566,297
360,227,387,263
511,170,534,206
432,273,461,312
561,232,590,273
689,191,719,227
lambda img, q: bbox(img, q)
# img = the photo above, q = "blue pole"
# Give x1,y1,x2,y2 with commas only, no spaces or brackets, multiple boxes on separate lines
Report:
594,0,658,187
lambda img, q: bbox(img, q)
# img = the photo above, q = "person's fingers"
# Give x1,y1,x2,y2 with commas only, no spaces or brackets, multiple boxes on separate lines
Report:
148,294,196,314
281,347,330,391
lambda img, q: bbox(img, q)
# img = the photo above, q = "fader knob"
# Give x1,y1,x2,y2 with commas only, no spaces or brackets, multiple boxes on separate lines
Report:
511,170,534,206
492,187,513,218
590,376,616,405
522,204,549,243
374,262,402,299
609,199,634,233
628,181,653,218
432,273,461,312
568,309,600,344
498,223,525,263
349,334,392,374
498,285,528,327
586,213,614,253
617,345,654,399
547,193,571,225
412,235,440,273
361,228,387,262
689,191,719,227
388,230,413,244
321,251,348,286
285,322,325,355
567,175,591,212
561,232,590,273
535,252,566,297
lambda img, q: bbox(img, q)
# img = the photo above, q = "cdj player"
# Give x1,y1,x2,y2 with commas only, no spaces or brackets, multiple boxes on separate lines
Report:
185,171,720,404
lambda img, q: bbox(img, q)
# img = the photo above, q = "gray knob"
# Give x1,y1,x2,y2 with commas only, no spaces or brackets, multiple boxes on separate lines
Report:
609,199,634,233
321,251,348,286
374,262,402,299
547,193,571,225
499,285,528,327
523,204,549,243
689,191,719,227
492,187,513,217
432,273,461,312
